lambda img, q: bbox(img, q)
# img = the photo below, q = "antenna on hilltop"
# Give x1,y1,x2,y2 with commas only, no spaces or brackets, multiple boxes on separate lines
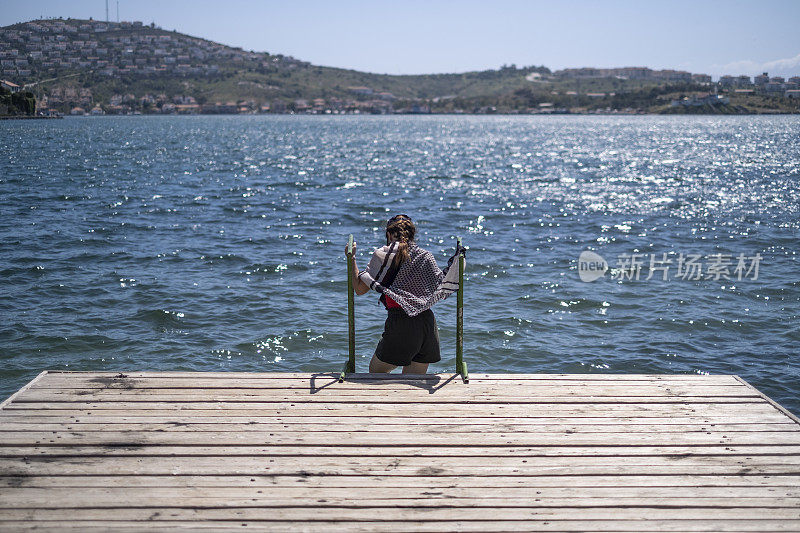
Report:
116,0,119,22
105,0,109,22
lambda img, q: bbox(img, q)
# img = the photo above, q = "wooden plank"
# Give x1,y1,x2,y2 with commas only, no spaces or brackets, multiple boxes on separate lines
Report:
1,422,796,433
16,392,764,404
4,430,800,446
9,393,766,404
3,474,799,489
5,445,800,458
4,492,800,509
33,376,747,389
3,485,800,502
39,371,744,381
2,414,792,424
3,519,800,532
17,384,763,397
4,455,800,469
3,403,780,416
31,383,753,394
0,454,800,468
28,383,756,395
34,371,746,382
2,507,800,521
3,457,800,476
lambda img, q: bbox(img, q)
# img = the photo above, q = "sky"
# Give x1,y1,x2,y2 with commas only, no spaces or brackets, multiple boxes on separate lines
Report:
2,0,800,78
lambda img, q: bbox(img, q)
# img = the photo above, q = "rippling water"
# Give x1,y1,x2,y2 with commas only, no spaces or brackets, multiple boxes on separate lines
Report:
1,115,798,413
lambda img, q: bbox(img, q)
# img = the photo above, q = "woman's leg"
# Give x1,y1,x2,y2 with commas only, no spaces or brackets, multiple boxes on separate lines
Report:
369,354,397,373
402,361,428,374
406,310,438,375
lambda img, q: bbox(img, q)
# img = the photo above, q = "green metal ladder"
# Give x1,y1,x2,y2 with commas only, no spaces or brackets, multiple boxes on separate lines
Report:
340,235,468,383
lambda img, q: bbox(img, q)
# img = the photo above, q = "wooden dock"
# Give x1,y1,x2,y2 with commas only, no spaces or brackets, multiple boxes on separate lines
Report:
1,371,799,531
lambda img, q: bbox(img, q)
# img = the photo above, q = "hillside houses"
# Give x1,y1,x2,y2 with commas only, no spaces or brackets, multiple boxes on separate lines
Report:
0,18,296,82
735,73,799,94
57,89,396,115
556,67,696,82
555,67,799,97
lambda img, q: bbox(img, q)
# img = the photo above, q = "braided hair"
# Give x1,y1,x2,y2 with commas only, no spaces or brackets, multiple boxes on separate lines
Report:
386,214,416,264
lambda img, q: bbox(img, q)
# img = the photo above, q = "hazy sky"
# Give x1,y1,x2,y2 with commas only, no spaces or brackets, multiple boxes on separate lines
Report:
3,1,800,77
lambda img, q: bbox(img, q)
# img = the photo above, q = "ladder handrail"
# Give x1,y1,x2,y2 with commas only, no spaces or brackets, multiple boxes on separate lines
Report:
455,237,468,382
340,234,356,382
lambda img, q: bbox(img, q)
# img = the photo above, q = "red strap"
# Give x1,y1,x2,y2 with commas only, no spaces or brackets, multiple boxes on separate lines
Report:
384,294,401,309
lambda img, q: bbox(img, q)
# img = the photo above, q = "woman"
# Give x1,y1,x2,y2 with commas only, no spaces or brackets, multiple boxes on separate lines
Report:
347,214,462,374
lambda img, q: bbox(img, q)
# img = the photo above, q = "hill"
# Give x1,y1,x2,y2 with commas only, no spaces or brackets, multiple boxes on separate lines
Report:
1,18,799,115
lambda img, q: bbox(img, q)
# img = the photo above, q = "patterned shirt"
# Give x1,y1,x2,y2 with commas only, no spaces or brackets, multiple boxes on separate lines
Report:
358,242,462,317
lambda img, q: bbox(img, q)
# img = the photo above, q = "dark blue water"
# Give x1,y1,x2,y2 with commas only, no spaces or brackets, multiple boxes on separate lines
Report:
1,115,798,413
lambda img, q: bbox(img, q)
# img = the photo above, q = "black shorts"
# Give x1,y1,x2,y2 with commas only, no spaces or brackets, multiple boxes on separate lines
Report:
374,308,441,366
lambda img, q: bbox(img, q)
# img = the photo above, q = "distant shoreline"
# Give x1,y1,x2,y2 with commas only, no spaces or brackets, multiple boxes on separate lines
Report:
0,115,63,120
44,111,800,118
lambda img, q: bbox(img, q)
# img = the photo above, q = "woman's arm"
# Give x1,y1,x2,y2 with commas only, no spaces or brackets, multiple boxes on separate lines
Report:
351,256,370,295
346,242,370,295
